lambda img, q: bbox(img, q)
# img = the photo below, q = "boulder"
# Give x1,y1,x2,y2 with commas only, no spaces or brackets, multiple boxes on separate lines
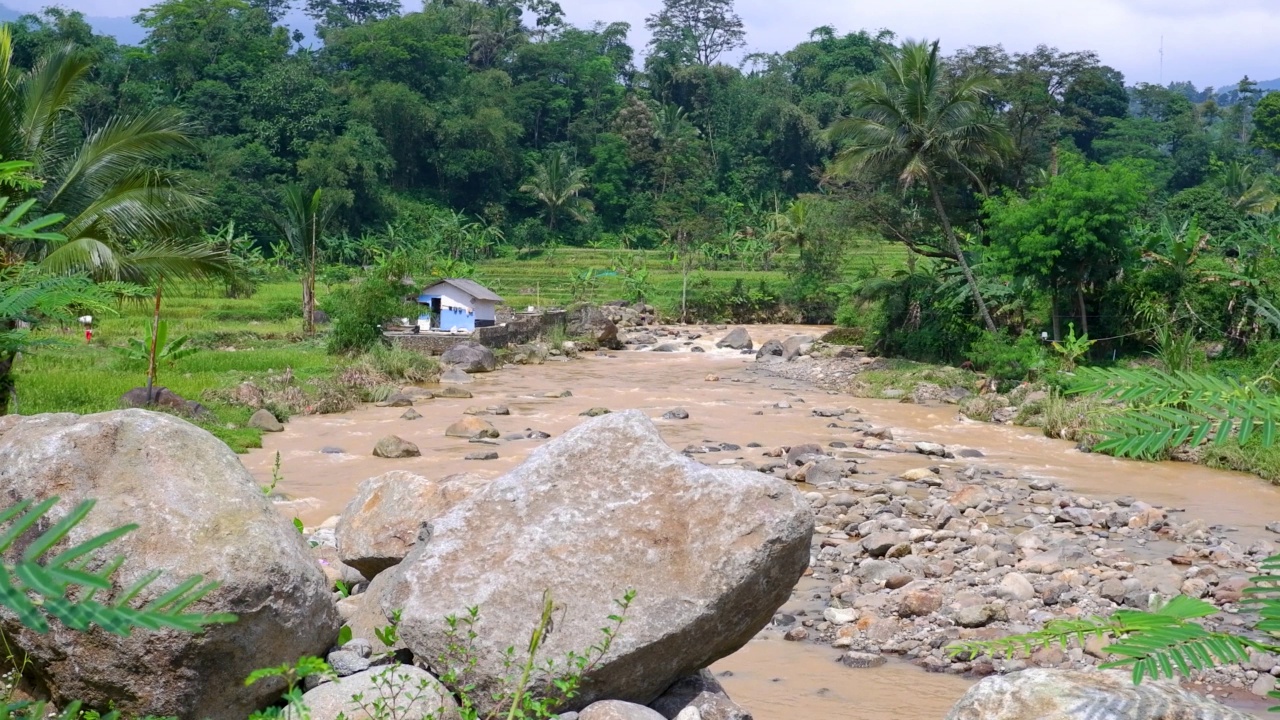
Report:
944,668,1256,720
438,386,473,399
248,408,284,432
445,417,499,439
336,471,487,579
781,335,815,361
441,341,498,374
0,410,339,719
715,328,753,351
377,393,414,408
373,435,420,458
119,386,213,419
581,700,667,720
662,408,690,420
291,665,457,720
440,367,473,384
580,407,612,417
566,304,622,350
649,670,750,720
401,408,422,421
375,411,812,714
755,340,784,360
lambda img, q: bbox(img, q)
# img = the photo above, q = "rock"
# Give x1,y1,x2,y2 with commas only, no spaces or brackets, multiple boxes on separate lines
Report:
781,335,815,361
662,408,690,420
231,381,265,408
377,411,812,713
580,407,612,417
326,649,371,677
119,386,213,419
785,443,824,466
336,471,486,579
567,304,623,350
861,532,901,558
466,450,499,460
248,408,284,432
998,573,1036,602
321,446,345,454
755,339,785,360
437,386,473,399
944,668,1256,720
440,367,473,384
401,408,422,420
716,328,753,351
373,435,420,458
654,343,681,353
292,666,457,720
441,341,498,373
840,652,887,669
900,468,936,482
1056,507,1094,527
954,605,996,628
898,587,943,617
649,670,750,720
581,700,668,720
823,607,858,625
446,417,499,439
377,393,414,408
914,441,945,456
0,410,339,719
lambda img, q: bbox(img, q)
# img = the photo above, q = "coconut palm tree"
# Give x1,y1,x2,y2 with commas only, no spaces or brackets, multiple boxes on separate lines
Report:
520,151,593,232
829,39,1010,333
270,186,335,336
0,27,210,279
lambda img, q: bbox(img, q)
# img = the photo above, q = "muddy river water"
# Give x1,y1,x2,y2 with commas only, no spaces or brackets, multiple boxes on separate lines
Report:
243,326,1280,719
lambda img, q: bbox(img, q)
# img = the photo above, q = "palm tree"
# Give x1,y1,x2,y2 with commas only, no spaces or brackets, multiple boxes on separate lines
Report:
829,39,1010,333
520,151,593,232
0,27,209,279
270,186,335,336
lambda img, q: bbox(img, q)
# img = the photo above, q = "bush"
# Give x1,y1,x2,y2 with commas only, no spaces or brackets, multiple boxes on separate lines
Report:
324,274,416,355
967,331,1052,385
358,344,439,383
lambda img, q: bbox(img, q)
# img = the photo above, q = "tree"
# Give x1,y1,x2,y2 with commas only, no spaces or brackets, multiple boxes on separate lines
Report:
644,0,745,66
829,39,1011,333
519,150,593,232
984,155,1151,338
1252,91,1280,155
304,0,400,28
270,186,336,335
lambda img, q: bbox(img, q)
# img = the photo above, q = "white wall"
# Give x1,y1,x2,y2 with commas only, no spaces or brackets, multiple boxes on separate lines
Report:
473,300,497,322
422,283,474,312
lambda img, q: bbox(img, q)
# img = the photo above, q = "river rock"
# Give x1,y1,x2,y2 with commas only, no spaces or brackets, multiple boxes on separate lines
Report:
373,435,420,458
437,386,473,399
377,393,414,408
336,471,486,579
401,408,422,420
0,410,339,719
649,670,749,720
944,668,1256,720
445,417,499,439
441,341,498,373
376,410,813,713
755,339,784,360
662,408,690,420
119,386,213,419
781,335,815,361
580,407,612,417
249,408,284,432
440,367,473,384
716,328,753,351
581,700,667,720
466,450,499,460
567,304,623,350
291,665,457,720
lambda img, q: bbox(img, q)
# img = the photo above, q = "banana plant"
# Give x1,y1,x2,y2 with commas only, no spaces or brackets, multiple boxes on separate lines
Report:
114,320,198,367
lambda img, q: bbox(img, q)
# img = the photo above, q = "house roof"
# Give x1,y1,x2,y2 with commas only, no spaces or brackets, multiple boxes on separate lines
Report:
423,278,503,303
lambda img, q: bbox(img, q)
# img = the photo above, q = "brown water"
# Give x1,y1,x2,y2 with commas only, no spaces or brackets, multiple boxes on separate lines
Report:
242,327,1280,719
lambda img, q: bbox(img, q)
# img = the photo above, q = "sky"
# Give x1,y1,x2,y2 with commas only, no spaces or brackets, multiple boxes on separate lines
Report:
8,0,1280,88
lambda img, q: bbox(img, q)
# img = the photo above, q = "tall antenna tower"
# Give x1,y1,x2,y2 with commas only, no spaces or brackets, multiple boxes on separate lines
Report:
1159,35,1164,85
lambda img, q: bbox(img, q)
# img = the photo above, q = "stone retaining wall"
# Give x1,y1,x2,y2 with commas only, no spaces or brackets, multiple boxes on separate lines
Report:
387,311,566,356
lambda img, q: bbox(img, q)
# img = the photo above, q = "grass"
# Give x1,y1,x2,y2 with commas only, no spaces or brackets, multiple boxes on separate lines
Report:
845,358,979,399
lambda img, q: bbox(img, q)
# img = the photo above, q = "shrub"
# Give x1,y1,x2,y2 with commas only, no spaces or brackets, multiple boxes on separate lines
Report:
324,275,416,355
967,331,1051,385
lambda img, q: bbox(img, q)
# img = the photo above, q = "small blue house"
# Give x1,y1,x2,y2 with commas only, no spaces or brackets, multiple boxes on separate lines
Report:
416,278,503,332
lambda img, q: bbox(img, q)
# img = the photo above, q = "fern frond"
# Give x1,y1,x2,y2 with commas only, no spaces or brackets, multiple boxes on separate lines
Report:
0,497,236,636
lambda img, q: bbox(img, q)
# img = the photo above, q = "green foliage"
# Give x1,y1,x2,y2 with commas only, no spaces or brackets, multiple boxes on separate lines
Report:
0,496,235,636
967,331,1050,384
1050,322,1094,371
113,321,198,366
324,273,415,355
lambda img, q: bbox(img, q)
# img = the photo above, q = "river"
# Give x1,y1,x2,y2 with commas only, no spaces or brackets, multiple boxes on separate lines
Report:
242,326,1280,719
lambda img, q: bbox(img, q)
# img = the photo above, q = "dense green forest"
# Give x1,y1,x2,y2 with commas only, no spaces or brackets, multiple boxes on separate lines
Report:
2,0,1280,374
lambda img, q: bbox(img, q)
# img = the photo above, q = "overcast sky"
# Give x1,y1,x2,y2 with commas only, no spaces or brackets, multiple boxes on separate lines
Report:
11,0,1280,88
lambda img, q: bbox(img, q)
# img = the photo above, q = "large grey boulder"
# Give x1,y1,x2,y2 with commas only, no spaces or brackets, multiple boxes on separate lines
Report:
336,471,488,579
715,327,753,351
581,700,667,720
292,665,458,720
945,668,1256,720
566,304,622,350
440,341,498,373
375,411,813,714
781,334,815,361
248,408,284,432
754,339,784,360
0,410,339,720
373,435,420,458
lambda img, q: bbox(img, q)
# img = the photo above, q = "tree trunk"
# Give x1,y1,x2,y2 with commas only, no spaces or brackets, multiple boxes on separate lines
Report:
1050,141,1060,177
1051,287,1061,342
927,177,997,332
681,255,690,323
0,350,15,415
305,210,317,336
146,278,164,404
1076,283,1089,337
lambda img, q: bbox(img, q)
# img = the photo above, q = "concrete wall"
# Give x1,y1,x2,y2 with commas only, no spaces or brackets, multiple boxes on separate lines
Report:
387,310,566,356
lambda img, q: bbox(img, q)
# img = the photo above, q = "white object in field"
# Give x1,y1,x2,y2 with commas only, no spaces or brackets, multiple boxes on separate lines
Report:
527,306,535,313
78,315,93,325
1040,331,1049,341
417,316,431,330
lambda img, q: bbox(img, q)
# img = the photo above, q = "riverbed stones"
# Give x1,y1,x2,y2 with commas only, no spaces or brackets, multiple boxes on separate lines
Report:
401,408,422,420
292,665,457,720
440,367,473,383
377,393,414,408
648,670,749,720
944,668,1256,720
716,327,753,351
445,416,499,438
441,341,498,373
335,471,486,579
580,700,667,720
0,409,339,719
781,335,815,361
840,651,887,669
580,407,612,417
373,435,421,458
438,386,473,398
662,407,690,420
567,303,623,350
376,410,813,713
249,408,284,432
466,450,499,460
